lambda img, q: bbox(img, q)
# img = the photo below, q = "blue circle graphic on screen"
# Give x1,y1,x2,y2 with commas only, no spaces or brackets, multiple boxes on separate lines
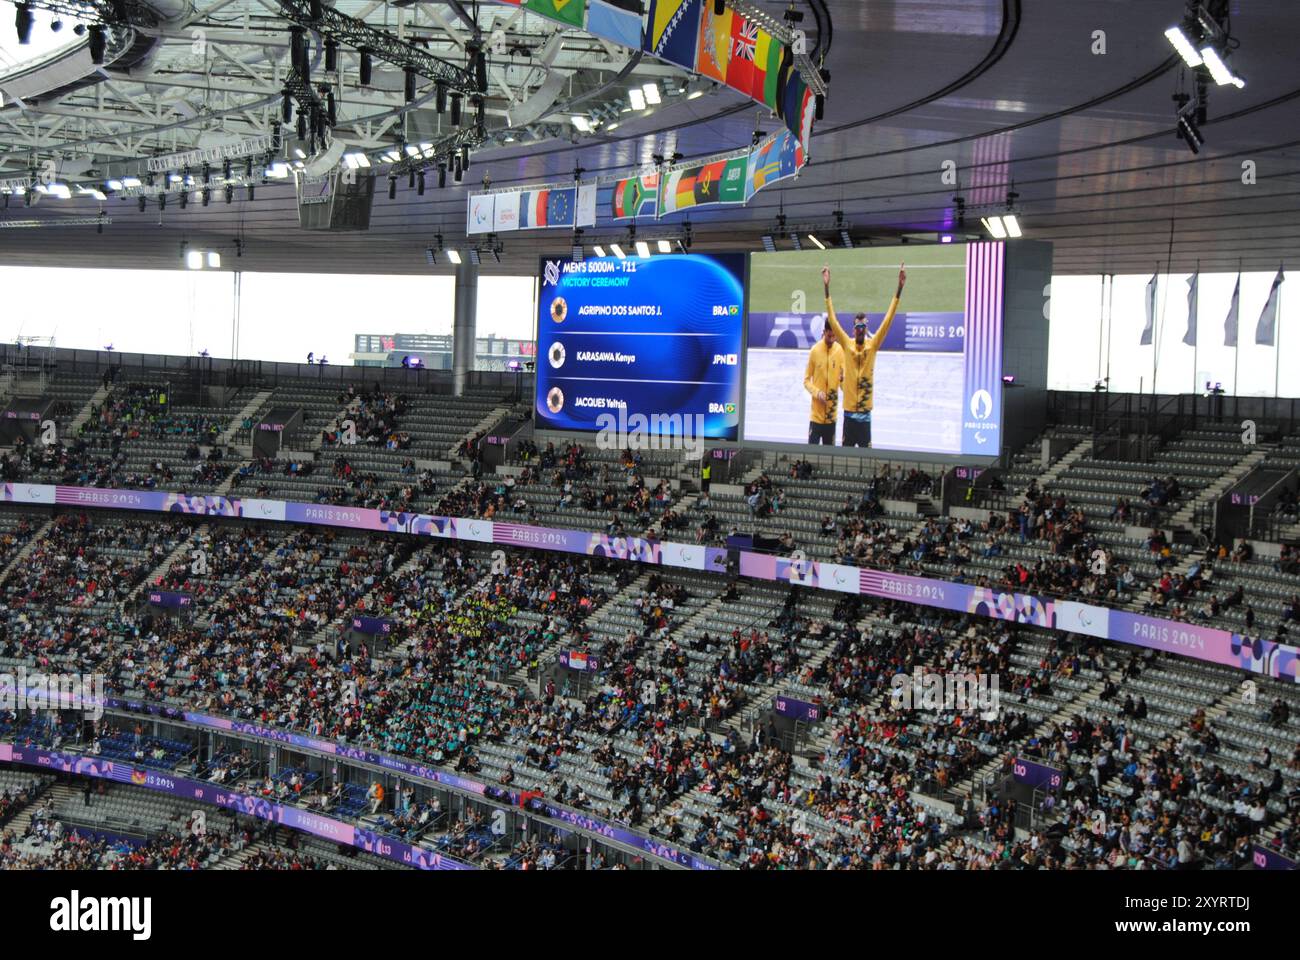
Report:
535,253,745,441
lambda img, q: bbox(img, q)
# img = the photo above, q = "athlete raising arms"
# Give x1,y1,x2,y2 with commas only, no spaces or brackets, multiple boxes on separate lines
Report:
821,263,906,447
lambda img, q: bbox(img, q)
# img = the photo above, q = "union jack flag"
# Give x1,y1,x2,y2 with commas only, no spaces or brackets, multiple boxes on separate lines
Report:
733,19,759,61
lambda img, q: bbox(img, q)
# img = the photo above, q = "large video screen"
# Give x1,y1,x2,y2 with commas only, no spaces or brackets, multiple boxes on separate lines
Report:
742,243,1004,455
535,253,746,440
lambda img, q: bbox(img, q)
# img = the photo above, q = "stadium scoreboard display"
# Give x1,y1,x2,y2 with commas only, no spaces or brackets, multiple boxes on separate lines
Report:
534,253,747,440
534,243,1006,457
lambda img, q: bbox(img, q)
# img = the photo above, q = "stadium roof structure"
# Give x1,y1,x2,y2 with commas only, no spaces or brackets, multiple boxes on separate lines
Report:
0,0,1297,274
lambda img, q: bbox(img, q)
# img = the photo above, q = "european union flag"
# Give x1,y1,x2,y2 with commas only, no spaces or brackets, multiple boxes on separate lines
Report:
546,188,575,227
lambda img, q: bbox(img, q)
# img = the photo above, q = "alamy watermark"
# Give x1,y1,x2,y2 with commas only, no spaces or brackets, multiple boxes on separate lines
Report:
890,668,1000,720
594,408,707,459
0,668,105,721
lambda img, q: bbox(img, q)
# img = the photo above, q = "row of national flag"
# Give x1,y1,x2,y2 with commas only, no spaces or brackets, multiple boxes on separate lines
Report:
1140,268,1285,346
645,0,814,155
606,127,804,220
493,2,812,153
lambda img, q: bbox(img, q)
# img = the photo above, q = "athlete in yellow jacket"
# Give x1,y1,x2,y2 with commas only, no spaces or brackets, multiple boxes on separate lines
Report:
804,322,845,445
822,263,906,447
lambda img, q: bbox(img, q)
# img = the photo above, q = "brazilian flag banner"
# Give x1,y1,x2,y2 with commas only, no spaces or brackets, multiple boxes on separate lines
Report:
524,0,586,29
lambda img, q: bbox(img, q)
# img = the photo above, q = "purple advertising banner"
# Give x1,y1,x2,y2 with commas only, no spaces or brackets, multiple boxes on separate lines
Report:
148,590,193,610
350,615,393,635
558,650,601,672
526,798,716,870
1252,845,1297,870
1012,757,1064,793
0,744,472,870
1,481,1296,684
774,696,822,722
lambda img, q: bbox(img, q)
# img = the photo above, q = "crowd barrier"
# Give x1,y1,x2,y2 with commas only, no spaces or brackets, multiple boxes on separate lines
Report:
0,682,720,871
0,741,472,870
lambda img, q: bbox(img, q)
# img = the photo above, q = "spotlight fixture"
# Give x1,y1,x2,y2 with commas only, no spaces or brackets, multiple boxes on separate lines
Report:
628,87,646,111
1164,25,1203,67
790,233,802,251
468,248,481,266
979,215,1022,239
642,82,661,106
446,249,462,265
15,3,33,45
186,249,203,270
1199,45,1245,88
592,244,607,257
635,240,651,258
207,251,220,268
760,234,776,253
610,243,626,259
657,239,671,253
426,247,438,265
88,24,106,64
1176,101,1205,154
807,234,826,250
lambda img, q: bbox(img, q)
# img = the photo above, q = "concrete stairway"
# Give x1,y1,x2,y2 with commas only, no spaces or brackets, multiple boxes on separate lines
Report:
4,781,77,840
67,385,110,436
0,517,55,586
1169,447,1267,530
124,524,206,604
1036,438,1094,492
219,389,274,445
447,406,511,460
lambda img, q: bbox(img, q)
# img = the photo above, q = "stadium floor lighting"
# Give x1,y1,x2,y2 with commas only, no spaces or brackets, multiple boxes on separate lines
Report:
185,250,203,270
1199,45,1245,87
469,248,481,266
571,116,592,132
592,244,607,257
1165,25,1203,66
790,233,802,251
446,249,462,265
981,216,1007,238
628,87,646,111
642,82,661,105
761,234,776,252
121,177,141,188
635,240,651,258
207,251,221,268
610,243,626,259
807,234,826,250
657,239,672,253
